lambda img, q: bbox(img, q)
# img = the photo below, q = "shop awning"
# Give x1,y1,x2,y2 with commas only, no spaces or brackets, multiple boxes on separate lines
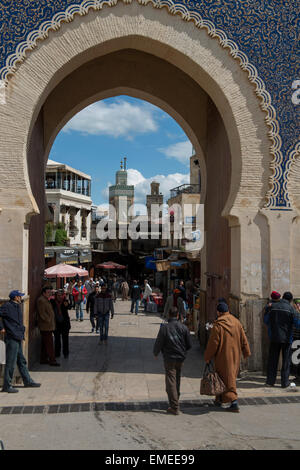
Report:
56,248,78,265
44,249,55,259
79,248,92,264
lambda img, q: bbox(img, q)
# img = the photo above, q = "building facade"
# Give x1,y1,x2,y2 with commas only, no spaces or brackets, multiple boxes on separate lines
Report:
46,160,92,247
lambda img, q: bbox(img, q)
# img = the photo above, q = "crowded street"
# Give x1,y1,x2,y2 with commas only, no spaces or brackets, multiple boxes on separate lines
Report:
0,300,300,450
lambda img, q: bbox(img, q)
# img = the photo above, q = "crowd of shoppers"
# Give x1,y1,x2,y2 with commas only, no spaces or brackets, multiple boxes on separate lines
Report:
1,277,300,419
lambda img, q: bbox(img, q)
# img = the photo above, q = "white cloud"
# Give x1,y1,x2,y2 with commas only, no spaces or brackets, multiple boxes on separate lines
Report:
96,204,109,213
62,100,158,138
101,169,189,208
158,140,193,166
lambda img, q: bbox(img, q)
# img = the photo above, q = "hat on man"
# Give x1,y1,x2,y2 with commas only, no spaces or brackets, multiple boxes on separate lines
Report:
271,291,281,300
217,302,229,313
9,290,25,299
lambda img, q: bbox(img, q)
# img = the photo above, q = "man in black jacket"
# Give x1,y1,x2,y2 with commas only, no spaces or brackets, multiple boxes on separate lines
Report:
0,290,41,393
130,281,141,315
265,291,296,388
153,307,192,414
86,285,100,333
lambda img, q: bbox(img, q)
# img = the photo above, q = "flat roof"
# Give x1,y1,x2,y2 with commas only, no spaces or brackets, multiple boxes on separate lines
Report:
47,159,91,180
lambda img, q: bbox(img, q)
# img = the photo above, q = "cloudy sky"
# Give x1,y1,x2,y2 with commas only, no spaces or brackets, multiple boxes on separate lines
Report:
50,96,193,209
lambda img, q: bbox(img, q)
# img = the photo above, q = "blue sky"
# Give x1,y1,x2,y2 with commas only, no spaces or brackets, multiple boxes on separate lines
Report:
49,96,193,208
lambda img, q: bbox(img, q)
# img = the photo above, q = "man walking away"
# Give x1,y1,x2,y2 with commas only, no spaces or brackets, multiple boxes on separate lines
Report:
130,281,141,315
264,291,296,388
94,285,114,345
204,302,251,413
87,285,100,333
85,278,95,298
153,307,192,415
0,291,41,393
37,286,60,366
163,289,186,322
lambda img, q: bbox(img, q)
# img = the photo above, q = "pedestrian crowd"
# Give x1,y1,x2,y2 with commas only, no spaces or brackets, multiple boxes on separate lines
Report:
264,291,300,389
1,278,300,421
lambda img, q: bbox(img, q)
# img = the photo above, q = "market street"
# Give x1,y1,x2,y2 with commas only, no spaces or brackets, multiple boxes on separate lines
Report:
1,300,300,450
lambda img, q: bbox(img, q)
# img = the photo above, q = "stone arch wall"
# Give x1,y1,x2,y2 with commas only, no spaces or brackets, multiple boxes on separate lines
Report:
0,3,270,219
0,1,292,370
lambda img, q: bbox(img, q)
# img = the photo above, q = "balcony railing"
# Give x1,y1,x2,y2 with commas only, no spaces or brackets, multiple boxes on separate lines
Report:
45,181,91,197
170,184,200,199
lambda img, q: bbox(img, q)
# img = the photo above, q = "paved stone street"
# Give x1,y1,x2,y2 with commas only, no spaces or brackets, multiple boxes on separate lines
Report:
1,300,300,450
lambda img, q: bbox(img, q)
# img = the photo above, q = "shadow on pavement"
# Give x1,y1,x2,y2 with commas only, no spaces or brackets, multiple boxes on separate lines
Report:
31,334,204,378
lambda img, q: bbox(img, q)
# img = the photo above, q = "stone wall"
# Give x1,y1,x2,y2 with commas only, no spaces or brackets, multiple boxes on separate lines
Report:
204,99,231,321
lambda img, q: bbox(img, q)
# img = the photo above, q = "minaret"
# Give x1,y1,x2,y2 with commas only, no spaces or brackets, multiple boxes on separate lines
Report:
109,159,134,221
146,181,163,218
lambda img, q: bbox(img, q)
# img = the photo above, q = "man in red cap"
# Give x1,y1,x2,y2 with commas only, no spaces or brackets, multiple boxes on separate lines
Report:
264,290,295,388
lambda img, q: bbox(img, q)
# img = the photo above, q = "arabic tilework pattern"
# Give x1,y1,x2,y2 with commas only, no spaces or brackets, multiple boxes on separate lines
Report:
0,0,299,208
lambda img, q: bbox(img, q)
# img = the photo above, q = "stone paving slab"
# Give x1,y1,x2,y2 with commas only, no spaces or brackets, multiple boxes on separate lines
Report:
0,300,299,408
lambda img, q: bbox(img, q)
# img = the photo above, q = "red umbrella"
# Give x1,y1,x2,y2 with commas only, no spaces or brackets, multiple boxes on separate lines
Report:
110,261,126,269
96,261,126,269
45,263,89,278
96,263,116,269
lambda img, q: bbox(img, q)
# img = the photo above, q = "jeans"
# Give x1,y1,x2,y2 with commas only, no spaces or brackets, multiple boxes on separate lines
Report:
75,301,84,320
266,342,292,387
98,313,110,341
3,338,33,389
90,313,99,331
164,361,183,411
131,299,139,314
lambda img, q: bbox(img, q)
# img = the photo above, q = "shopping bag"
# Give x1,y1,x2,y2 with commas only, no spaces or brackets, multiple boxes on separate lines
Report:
200,362,226,396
